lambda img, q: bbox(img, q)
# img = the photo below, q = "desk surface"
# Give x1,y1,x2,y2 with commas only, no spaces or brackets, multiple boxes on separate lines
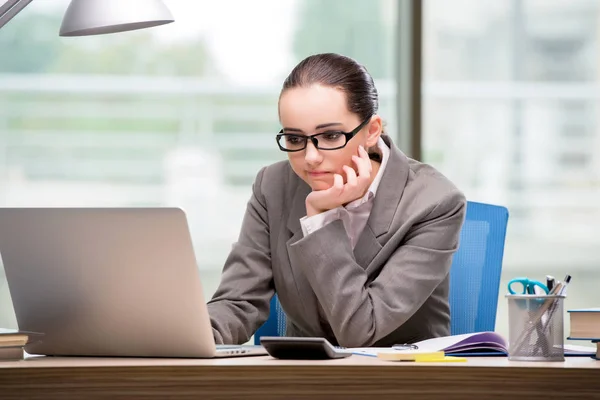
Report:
0,355,599,399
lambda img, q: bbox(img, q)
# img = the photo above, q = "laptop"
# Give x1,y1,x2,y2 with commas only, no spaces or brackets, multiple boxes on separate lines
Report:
0,207,267,358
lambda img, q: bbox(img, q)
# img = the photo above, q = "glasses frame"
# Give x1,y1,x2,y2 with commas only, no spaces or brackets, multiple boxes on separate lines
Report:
276,116,371,152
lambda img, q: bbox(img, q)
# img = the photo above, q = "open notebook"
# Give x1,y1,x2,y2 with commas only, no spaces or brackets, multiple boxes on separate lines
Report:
351,331,597,357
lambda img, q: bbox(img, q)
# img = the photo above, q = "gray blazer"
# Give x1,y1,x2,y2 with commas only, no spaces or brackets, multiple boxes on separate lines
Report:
207,135,466,347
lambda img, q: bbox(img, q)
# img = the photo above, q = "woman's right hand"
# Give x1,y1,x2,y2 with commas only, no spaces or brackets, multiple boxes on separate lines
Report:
305,146,373,217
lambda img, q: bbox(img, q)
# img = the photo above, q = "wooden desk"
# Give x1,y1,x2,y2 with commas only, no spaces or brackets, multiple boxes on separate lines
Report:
0,355,599,399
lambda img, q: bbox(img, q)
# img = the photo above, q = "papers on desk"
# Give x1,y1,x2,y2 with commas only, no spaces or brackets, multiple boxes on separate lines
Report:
414,331,508,355
351,332,507,357
350,331,597,358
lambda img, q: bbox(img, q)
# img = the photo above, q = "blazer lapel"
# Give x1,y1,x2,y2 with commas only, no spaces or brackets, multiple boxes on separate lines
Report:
365,136,410,239
353,136,410,269
284,176,324,335
286,177,311,238
353,224,381,269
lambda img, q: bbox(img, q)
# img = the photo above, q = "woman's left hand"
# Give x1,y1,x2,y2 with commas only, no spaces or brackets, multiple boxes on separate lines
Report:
305,145,373,217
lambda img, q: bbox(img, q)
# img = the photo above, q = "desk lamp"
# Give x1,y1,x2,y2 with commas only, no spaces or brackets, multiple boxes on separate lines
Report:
0,0,174,36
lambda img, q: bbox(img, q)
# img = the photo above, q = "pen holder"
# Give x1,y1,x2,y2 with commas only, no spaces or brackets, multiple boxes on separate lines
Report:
506,294,565,361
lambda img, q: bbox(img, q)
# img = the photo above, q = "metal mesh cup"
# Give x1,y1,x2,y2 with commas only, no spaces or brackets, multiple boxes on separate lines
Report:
506,294,565,361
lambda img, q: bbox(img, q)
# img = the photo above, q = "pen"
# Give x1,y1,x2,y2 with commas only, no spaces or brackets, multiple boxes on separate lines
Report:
558,274,571,296
541,275,572,333
392,343,418,350
546,275,555,291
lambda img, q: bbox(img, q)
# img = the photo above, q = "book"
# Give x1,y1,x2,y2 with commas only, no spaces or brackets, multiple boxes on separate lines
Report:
567,308,600,340
410,332,508,355
0,329,29,361
0,346,24,361
0,328,29,348
350,331,597,357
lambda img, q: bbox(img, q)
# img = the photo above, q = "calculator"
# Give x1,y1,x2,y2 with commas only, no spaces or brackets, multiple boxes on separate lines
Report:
259,336,352,360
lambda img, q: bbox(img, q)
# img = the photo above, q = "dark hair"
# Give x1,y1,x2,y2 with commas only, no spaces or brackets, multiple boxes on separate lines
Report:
280,53,379,122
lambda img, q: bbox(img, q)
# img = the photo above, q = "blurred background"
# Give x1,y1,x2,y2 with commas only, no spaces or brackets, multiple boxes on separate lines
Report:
0,0,599,343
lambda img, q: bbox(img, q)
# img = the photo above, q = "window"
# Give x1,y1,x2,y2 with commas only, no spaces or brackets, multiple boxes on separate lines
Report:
0,0,397,328
423,0,600,340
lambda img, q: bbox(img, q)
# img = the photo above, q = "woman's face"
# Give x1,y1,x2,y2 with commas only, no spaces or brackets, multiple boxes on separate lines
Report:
278,84,382,191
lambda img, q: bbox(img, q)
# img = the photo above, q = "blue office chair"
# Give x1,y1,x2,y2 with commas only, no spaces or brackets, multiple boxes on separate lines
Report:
448,201,508,334
254,201,509,344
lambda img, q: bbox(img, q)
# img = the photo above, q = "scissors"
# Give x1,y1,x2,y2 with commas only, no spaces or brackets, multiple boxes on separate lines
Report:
507,277,550,295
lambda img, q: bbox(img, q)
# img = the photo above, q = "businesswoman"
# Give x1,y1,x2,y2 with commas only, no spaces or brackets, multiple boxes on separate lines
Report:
207,53,466,347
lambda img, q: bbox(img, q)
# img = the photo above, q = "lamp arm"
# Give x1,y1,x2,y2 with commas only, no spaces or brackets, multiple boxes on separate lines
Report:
0,0,33,30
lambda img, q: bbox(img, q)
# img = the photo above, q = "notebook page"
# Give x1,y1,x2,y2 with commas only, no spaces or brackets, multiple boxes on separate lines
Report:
412,332,505,352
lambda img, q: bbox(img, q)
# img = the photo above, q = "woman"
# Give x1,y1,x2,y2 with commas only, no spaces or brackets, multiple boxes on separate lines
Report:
207,53,466,348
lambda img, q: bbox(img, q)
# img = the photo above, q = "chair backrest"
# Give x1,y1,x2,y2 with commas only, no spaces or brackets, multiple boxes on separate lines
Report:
448,201,508,334
254,201,509,344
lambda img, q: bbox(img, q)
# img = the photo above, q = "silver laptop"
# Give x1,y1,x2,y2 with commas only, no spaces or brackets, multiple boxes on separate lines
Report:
0,207,266,358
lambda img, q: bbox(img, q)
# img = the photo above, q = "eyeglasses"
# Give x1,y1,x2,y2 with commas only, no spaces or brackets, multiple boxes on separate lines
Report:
276,116,371,152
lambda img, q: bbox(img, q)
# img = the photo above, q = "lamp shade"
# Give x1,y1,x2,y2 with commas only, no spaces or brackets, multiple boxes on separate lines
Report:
59,0,174,37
